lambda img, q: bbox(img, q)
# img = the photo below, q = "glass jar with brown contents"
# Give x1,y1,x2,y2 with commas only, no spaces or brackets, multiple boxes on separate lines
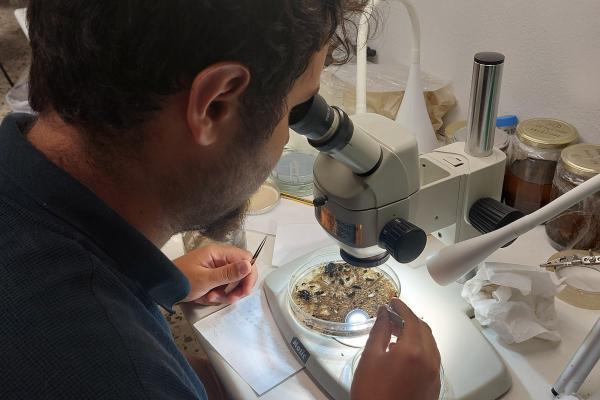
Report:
503,118,578,214
545,144,600,251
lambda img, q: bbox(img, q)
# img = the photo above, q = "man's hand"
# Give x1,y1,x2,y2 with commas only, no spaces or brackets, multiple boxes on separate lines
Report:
351,298,441,400
173,244,257,305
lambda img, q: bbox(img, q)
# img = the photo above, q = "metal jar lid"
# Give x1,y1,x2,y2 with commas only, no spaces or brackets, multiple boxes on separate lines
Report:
561,143,600,178
516,118,578,149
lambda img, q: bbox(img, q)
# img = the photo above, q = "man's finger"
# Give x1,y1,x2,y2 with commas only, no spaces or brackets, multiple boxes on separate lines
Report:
363,306,392,357
390,298,422,326
207,260,251,285
237,264,258,295
388,298,423,349
389,298,418,322
222,265,257,303
420,321,441,367
201,288,227,304
208,244,252,266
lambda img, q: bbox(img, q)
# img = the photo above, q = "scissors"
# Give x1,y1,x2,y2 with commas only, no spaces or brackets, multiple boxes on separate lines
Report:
541,253,600,273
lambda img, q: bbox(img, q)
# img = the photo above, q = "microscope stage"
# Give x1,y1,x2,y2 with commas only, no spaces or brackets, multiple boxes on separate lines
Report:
264,245,511,400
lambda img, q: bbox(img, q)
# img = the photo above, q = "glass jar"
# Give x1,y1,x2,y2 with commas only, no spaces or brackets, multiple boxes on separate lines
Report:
503,118,578,214
545,144,600,251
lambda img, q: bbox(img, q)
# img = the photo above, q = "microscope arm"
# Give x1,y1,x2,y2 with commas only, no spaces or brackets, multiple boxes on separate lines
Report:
427,173,600,286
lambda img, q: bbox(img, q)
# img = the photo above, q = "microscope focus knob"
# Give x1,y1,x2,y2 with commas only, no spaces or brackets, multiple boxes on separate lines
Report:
313,196,328,207
469,198,524,247
379,218,427,264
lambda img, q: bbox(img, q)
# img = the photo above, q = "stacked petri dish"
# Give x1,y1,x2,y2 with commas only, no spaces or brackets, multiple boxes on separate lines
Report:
271,147,316,197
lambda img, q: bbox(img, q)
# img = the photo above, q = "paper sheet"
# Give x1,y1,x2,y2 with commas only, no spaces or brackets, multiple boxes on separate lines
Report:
272,223,335,267
193,291,302,395
245,199,315,235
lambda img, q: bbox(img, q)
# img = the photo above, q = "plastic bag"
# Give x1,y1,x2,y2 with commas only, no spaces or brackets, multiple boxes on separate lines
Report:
319,63,456,132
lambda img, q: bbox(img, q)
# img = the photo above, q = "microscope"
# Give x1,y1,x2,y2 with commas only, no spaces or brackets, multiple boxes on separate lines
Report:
265,51,600,399
263,53,518,400
289,52,519,270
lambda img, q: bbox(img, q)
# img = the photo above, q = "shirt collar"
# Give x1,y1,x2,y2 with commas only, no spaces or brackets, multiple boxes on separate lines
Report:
0,114,190,311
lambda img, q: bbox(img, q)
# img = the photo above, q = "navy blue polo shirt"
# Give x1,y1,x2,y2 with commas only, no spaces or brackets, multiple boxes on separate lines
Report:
0,114,207,399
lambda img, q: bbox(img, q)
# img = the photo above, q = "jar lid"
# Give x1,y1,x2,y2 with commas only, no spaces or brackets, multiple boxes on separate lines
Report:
516,118,578,149
561,144,600,177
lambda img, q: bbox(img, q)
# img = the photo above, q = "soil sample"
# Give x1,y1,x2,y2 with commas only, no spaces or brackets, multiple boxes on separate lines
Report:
292,262,398,323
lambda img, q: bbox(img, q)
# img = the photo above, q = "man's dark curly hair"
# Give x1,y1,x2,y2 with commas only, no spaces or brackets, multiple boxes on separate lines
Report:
27,0,368,150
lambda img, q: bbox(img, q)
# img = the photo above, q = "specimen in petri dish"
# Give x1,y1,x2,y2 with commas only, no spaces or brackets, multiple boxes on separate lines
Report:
292,261,399,323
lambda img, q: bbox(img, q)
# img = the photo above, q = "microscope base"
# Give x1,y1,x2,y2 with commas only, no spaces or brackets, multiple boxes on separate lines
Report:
264,244,512,400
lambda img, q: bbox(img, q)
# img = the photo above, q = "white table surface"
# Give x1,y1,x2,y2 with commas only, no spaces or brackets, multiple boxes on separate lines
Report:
162,226,600,400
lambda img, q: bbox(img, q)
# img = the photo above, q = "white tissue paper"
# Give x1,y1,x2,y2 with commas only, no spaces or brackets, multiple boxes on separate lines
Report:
462,262,565,344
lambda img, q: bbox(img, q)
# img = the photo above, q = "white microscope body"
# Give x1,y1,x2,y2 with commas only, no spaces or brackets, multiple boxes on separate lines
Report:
263,52,522,399
311,111,507,266
263,111,514,397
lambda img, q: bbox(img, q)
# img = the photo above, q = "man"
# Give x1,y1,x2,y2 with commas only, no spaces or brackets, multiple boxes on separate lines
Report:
0,1,440,399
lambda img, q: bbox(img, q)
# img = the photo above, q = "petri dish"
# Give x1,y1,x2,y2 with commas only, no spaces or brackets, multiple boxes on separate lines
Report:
288,251,400,337
271,148,316,196
545,250,600,310
248,182,280,215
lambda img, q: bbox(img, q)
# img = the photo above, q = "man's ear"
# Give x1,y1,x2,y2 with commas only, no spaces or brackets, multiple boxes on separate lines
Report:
187,63,250,146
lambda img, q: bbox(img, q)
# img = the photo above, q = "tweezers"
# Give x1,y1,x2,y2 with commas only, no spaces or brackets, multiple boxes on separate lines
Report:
384,304,405,329
224,235,268,294
251,236,268,265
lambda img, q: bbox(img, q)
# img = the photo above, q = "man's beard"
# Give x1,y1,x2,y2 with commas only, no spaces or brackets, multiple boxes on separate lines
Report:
168,129,274,242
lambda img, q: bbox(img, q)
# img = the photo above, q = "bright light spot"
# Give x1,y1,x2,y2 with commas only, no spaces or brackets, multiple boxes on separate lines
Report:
345,309,369,324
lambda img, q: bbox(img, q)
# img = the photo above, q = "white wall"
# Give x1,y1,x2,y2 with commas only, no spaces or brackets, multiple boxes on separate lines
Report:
371,0,600,143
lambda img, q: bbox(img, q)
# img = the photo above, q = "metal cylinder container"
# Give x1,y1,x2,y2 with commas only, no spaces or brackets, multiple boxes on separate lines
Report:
466,52,505,158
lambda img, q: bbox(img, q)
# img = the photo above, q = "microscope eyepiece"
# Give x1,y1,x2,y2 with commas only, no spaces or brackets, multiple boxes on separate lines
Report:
289,94,338,141
289,94,382,175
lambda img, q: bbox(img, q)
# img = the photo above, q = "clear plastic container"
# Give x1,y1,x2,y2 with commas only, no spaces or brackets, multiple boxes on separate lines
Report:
288,251,400,337
182,229,247,253
5,76,33,114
